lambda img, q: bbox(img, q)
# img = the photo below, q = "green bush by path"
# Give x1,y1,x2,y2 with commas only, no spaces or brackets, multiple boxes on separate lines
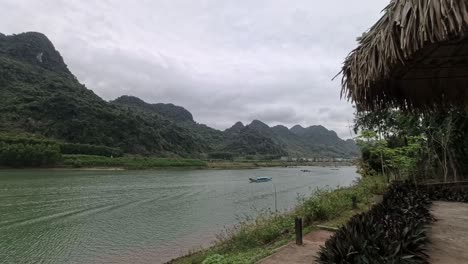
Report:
317,183,433,264
62,154,207,169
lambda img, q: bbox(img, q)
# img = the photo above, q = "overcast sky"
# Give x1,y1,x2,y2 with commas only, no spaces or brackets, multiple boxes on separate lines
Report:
1,0,389,138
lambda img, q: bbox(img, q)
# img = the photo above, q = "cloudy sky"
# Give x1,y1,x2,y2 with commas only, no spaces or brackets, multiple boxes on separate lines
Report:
1,0,388,138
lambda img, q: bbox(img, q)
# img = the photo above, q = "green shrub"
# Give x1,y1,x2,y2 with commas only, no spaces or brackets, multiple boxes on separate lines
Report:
423,185,468,202
215,210,292,253
201,254,224,264
317,183,432,263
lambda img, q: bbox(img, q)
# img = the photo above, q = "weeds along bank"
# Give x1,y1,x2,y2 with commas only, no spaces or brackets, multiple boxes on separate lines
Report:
173,179,468,264
169,176,387,264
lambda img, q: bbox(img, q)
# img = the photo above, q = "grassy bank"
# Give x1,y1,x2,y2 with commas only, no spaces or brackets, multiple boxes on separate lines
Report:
169,176,387,264
62,155,208,169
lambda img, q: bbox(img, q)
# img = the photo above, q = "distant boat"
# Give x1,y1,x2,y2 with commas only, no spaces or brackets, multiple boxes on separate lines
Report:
249,177,272,183
301,169,311,172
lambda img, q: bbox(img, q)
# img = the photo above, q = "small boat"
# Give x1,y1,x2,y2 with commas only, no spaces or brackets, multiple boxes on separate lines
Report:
249,177,272,183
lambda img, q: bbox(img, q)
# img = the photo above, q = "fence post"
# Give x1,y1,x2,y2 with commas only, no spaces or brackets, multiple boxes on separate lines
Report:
351,195,358,209
295,217,303,245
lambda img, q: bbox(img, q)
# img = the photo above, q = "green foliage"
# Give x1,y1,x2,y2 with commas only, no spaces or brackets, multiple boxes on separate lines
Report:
1,32,361,159
0,133,61,167
201,254,224,264
208,152,234,160
222,127,287,156
298,176,387,224
112,95,195,123
222,121,359,159
59,143,123,157
260,154,282,161
423,185,468,202
354,108,468,182
62,155,207,169
219,212,293,252
357,131,424,181
317,183,433,264
0,33,208,156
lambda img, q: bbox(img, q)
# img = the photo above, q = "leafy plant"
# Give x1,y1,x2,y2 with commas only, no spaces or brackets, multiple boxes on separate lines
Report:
317,183,433,264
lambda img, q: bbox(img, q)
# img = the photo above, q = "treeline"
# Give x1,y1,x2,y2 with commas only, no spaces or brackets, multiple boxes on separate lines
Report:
355,108,468,182
0,134,61,167
60,143,123,157
62,155,206,169
0,133,123,167
207,152,283,161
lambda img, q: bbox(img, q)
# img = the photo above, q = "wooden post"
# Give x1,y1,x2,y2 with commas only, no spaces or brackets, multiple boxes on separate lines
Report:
295,217,303,245
351,195,358,209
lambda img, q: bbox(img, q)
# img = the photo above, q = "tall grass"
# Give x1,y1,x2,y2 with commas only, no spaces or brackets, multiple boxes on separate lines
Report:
298,176,387,224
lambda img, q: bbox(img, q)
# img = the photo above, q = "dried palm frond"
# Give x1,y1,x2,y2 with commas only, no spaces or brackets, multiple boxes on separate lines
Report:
342,0,468,111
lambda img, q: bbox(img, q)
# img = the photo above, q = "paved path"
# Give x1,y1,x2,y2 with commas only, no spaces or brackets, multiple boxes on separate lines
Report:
428,201,468,264
257,230,333,264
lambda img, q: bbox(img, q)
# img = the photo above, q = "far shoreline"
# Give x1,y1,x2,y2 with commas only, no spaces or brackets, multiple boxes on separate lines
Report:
0,161,356,171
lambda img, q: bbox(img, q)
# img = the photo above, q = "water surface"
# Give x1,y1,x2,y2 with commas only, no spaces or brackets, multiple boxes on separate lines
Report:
0,166,358,263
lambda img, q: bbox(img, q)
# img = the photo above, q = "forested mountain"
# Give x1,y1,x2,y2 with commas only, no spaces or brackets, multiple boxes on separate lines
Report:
0,32,358,158
112,95,195,123
0,32,207,156
223,120,359,158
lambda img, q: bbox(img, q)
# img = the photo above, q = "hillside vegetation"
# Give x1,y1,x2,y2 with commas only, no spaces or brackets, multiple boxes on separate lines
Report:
0,32,358,162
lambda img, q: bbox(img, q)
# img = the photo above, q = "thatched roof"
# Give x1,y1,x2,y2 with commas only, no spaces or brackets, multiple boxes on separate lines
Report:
342,0,468,111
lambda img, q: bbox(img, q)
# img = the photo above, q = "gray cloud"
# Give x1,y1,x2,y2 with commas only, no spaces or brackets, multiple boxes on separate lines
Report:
0,0,388,138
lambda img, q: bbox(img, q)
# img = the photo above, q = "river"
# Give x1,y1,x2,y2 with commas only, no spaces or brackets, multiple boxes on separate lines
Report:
0,166,358,264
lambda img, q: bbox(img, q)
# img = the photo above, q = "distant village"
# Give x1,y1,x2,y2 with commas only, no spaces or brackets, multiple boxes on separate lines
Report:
279,156,356,163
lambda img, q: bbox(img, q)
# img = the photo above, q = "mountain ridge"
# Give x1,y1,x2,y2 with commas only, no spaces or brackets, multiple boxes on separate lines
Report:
0,31,358,158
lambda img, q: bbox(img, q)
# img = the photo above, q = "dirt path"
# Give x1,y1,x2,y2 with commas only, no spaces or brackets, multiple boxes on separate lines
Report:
428,201,468,264
256,230,333,264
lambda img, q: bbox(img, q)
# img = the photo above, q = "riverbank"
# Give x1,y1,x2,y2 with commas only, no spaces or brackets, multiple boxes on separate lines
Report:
168,176,386,264
61,154,207,169
207,160,355,169
1,154,355,170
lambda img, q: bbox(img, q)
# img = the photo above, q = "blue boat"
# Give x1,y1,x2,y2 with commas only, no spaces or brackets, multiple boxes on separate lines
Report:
249,177,272,183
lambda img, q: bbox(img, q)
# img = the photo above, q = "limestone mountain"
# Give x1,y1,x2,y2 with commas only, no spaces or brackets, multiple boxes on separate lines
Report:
111,95,195,123
1,31,357,158
224,122,245,134
221,121,286,156
0,32,207,156
231,121,359,158
112,99,285,156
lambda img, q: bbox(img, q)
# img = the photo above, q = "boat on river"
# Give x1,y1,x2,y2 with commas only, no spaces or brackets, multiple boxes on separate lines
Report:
249,177,272,183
